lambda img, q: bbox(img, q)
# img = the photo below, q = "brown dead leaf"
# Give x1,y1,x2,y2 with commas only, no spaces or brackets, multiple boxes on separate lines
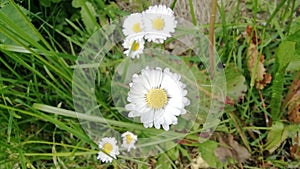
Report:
191,155,209,169
246,31,272,90
286,72,300,123
287,91,300,123
244,25,261,45
214,134,250,163
290,134,300,160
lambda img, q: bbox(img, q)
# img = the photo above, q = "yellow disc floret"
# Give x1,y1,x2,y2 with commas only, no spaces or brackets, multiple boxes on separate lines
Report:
146,88,168,109
131,41,140,51
132,23,142,33
152,18,165,30
125,134,133,144
103,143,113,154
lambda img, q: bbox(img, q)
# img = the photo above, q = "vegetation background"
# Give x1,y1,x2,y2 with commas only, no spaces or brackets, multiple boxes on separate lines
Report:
0,0,300,168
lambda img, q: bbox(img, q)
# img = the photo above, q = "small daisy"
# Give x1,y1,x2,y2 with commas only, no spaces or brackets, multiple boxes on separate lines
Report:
97,137,120,163
121,131,138,152
123,37,145,59
125,67,190,131
122,13,145,40
142,5,177,43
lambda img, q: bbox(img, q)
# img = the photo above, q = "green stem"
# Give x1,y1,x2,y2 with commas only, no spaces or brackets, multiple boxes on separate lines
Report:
209,0,218,78
188,0,197,26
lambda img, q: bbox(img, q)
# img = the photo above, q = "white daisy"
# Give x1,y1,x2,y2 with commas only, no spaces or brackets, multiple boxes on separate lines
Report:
125,67,190,131
121,131,138,152
123,37,145,59
122,13,145,40
97,137,120,163
142,5,177,43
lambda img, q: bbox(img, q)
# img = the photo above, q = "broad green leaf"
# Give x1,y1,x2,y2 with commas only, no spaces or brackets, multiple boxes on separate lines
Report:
71,0,84,8
276,41,296,70
81,2,97,32
270,41,296,120
289,16,300,37
265,121,285,153
167,146,179,161
225,63,247,103
265,122,300,153
198,140,220,168
0,3,39,45
287,29,300,71
287,30,300,58
287,57,300,71
157,154,172,169
0,0,8,7
72,0,98,32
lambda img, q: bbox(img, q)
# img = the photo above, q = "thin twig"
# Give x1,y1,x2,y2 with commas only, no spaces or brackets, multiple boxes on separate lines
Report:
228,112,252,153
209,0,218,78
258,90,270,127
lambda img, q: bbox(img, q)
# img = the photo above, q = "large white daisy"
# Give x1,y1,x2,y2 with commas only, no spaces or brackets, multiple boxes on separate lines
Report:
142,5,177,43
121,131,138,152
123,37,145,59
125,67,190,131
122,13,145,40
97,137,120,163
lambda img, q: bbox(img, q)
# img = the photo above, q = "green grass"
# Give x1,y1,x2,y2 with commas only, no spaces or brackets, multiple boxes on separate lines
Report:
1,0,300,168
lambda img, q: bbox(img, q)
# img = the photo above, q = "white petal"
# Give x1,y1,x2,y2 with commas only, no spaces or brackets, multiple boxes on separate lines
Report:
125,104,135,111
164,104,181,116
140,109,154,123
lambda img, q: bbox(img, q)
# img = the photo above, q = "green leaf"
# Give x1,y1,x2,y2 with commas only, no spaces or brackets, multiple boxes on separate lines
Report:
51,0,61,3
71,0,84,8
72,0,98,32
40,0,51,7
265,121,285,153
0,0,8,7
270,41,296,120
167,146,179,161
276,41,296,70
287,57,300,71
0,3,39,45
225,63,247,103
198,140,220,168
287,29,300,71
265,122,299,153
81,2,97,32
157,154,172,169
287,29,300,57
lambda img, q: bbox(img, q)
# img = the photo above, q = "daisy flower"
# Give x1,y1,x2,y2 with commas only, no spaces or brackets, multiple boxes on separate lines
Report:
123,37,145,59
142,5,177,43
122,13,145,40
125,67,190,131
121,131,138,152
97,137,120,163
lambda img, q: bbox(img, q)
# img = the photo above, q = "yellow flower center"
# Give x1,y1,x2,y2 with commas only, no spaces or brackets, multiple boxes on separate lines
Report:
146,88,168,109
103,143,113,154
131,41,139,51
132,23,142,33
125,134,133,144
152,18,165,30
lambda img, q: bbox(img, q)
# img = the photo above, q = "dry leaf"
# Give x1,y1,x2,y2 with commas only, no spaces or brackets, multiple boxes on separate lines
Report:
245,25,261,45
290,134,300,160
214,134,251,163
286,73,300,123
191,155,210,169
287,91,300,123
245,27,272,90
225,63,247,105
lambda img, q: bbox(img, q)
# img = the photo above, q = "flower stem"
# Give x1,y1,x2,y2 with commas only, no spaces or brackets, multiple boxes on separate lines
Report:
209,0,218,79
